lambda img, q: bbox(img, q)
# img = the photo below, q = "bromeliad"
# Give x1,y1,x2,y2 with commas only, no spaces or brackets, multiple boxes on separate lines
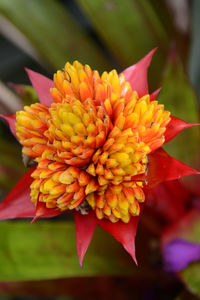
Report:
0,49,199,265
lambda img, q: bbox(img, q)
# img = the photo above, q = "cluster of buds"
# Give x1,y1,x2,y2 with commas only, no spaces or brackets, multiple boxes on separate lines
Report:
15,60,171,223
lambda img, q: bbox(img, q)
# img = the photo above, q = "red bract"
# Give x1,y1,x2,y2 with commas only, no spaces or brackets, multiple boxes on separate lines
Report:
25,68,54,106
0,49,199,266
0,167,35,220
164,116,200,144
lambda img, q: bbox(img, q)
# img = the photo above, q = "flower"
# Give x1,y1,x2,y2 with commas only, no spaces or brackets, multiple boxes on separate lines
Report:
161,207,200,273
159,177,200,272
163,238,200,272
0,49,199,265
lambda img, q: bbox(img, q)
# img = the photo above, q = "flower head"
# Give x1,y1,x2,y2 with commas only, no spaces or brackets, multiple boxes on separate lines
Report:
0,49,199,265
15,59,171,223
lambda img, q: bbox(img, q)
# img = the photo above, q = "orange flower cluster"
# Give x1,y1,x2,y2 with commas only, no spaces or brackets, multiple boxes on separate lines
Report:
16,61,171,223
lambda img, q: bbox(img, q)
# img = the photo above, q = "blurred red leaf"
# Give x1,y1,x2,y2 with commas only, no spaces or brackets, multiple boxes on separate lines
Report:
0,167,35,220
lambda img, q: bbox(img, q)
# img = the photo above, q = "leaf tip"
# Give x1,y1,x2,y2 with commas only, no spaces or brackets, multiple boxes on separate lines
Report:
144,47,158,64
150,87,162,101
30,215,39,224
25,67,35,78
74,211,98,268
123,244,138,265
78,252,84,268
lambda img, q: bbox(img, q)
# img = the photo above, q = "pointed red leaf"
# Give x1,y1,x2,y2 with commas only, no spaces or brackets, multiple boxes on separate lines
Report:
150,87,162,101
25,69,54,107
147,148,200,188
74,211,98,266
31,201,62,223
122,48,157,97
0,167,36,220
0,113,17,138
164,116,200,144
98,217,140,264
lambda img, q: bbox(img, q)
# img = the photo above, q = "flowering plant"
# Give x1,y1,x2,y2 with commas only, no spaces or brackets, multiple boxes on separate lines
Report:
0,49,199,265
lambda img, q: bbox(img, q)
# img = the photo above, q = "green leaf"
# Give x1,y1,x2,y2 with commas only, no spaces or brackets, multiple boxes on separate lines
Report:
0,140,22,171
0,0,110,71
9,84,38,106
175,290,199,300
159,54,200,166
0,139,24,191
0,220,137,281
76,0,170,88
189,0,200,102
181,262,200,297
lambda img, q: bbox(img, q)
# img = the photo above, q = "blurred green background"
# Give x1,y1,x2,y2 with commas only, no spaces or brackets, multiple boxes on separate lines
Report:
0,0,200,299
